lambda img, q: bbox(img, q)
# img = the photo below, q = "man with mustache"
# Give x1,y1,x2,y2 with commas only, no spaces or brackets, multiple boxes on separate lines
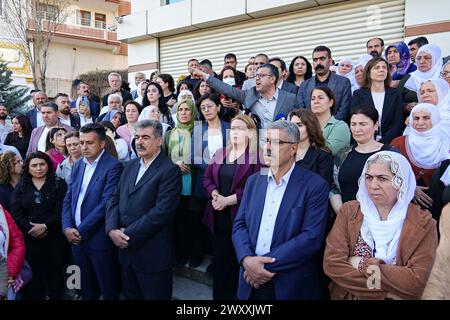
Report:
297,45,352,122
70,81,100,122
106,120,182,299
26,90,48,128
232,120,330,300
366,37,385,58
0,103,12,145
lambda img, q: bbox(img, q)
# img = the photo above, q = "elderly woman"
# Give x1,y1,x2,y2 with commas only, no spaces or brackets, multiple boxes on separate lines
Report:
56,131,82,184
337,56,357,92
0,152,23,212
354,54,374,90
391,103,450,210
203,114,264,300
441,61,450,85
400,44,443,112
134,81,148,106
324,151,438,299
385,42,416,83
310,87,351,156
352,57,404,144
288,108,333,185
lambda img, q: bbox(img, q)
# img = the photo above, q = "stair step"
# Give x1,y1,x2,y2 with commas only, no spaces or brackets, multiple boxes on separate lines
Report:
173,256,213,287
173,275,212,300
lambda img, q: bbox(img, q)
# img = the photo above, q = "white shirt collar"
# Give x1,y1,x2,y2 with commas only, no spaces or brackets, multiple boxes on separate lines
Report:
267,161,296,186
83,149,105,166
139,151,160,169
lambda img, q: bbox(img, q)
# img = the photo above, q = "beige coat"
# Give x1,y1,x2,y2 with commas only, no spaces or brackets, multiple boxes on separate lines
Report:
323,200,438,300
422,204,450,299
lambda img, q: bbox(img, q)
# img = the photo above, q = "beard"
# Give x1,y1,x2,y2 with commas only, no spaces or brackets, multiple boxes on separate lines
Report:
0,114,7,120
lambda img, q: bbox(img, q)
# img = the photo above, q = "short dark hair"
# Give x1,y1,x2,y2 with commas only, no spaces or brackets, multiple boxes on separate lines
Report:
124,100,142,114
197,92,222,111
350,104,379,124
157,73,175,93
366,37,385,48
269,57,287,72
200,59,213,69
40,102,58,112
408,36,428,48
362,57,391,89
64,131,80,142
54,93,69,101
23,151,55,181
313,46,332,58
176,80,193,94
255,53,269,61
76,81,89,91
135,120,163,139
80,123,106,141
188,58,199,65
224,53,237,62
259,63,279,85
46,127,68,152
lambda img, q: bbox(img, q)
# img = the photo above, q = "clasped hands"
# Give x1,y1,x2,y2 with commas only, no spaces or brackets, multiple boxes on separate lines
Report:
211,190,231,211
108,228,130,249
242,256,276,289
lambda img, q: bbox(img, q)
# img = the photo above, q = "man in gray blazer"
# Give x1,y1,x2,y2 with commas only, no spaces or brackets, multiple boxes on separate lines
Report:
192,64,298,129
242,53,269,91
296,46,352,122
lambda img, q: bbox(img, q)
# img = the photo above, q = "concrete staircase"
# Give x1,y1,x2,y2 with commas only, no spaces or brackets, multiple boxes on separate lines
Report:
172,256,213,300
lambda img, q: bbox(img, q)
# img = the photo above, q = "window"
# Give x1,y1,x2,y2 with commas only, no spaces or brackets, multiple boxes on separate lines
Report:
77,10,91,27
94,13,106,29
165,0,184,4
37,3,59,21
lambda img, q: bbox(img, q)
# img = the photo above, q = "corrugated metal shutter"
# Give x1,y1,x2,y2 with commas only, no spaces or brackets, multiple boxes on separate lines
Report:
160,0,404,80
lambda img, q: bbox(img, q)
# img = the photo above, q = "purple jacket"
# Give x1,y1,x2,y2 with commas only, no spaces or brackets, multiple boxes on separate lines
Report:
26,122,75,155
202,147,265,233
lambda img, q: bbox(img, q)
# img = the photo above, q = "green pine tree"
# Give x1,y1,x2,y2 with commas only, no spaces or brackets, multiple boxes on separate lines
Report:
0,58,30,114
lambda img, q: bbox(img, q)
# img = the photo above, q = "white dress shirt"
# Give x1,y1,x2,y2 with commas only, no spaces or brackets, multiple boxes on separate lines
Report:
36,110,44,127
135,151,160,185
255,161,296,256
74,150,105,227
37,126,50,152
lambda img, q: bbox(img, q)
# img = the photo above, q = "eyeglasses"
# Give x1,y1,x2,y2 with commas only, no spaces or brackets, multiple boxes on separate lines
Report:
34,191,41,204
440,71,450,78
265,138,296,145
255,73,271,79
200,104,216,111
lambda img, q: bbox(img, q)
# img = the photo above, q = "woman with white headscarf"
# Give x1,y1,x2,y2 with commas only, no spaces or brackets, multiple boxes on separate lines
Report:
354,54,373,90
337,56,357,93
400,44,443,113
134,81,148,106
391,103,450,209
324,151,438,299
418,78,450,136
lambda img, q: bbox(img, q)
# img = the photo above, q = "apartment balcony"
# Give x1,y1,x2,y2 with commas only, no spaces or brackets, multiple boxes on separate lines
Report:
27,19,126,54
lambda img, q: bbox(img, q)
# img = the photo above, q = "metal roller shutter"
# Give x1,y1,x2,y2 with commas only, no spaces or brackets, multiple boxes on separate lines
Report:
160,0,405,80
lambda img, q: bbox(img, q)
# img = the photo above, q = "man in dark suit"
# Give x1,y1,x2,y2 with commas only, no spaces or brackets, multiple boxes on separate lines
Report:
269,57,299,95
193,64,298,129
106,120,182,300
26,91,48,128
55,93,80,130
101,72,132,108
62,123,123,300
223,53,247,87
70,81,100,121
297,46,352,122
232,120,330,300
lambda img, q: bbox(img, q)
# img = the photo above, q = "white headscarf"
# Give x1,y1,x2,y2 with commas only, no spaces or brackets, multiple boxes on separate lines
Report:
177,89,195,105
354,54,373,90
134,81,146,106
357,151,416,265
337,56,357,91
406,103,450,169
405,44,443,92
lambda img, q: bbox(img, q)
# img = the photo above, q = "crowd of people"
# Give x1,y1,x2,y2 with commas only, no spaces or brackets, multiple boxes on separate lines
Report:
1,35,450,300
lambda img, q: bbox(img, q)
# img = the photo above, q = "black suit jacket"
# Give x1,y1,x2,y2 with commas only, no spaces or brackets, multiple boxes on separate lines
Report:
296,147,333,186
281,80,299,95
351,87,404,144
106,152,182,273
102,89,133,108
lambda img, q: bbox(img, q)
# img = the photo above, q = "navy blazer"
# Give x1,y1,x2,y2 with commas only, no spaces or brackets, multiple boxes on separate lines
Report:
297,73,352,122
70,99,101,121
191,120,230,199
26,108,38,129
351,87,404,144
105,152,182,273
232,164,330,300
62,151,123,250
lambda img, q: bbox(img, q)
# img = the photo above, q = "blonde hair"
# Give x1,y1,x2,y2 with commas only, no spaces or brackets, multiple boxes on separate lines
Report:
229,114,258,153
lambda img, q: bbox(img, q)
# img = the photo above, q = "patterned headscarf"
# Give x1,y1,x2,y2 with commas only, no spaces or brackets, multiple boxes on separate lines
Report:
385,41,413,80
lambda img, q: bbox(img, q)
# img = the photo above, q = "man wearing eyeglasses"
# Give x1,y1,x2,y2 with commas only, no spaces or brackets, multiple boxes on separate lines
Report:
232,120,329,300
241,53,270,91
297,45,352,122
192,62,298,130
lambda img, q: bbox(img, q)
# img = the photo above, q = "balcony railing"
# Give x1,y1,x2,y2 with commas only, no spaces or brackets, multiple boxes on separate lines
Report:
27,19,119,43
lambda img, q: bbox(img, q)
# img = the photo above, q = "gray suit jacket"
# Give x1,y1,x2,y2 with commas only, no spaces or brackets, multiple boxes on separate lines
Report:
280,80,299,95
296,73,352,121
206,76,299,125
